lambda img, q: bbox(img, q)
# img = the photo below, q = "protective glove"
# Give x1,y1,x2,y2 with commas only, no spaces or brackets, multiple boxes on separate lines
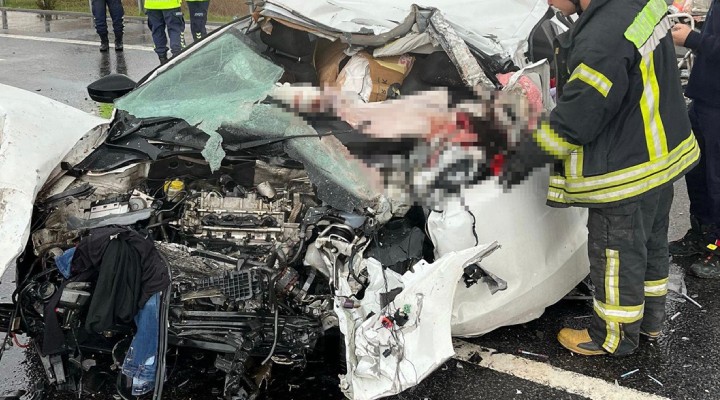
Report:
499,132,555,189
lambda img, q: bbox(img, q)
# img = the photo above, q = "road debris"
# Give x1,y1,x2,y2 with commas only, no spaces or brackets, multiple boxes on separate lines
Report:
683,293,703,308
647,375,664,387
670,312,681,321
682,337,690,341
518,350,549,359
621,369,640,379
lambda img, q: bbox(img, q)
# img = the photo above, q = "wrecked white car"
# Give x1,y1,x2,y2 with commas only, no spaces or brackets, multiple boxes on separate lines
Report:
0,1,588,399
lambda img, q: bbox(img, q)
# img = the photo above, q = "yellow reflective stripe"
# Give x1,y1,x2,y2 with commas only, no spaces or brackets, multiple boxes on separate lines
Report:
603,321,621,353
568,63,613,97
551,133,698,191
547,139,699,204
594,299,645,323
644,277,669,297
638,17,673,57
565,148,584,177
533,121,580,158
605,249,620,306
624,0,668,48
601,249,621,352
639,51,668,160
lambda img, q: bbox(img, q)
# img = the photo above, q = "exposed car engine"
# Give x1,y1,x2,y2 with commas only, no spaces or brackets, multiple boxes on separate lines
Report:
9,149,434,400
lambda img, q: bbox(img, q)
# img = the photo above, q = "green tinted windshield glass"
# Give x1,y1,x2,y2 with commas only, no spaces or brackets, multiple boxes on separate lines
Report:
115,25,284,170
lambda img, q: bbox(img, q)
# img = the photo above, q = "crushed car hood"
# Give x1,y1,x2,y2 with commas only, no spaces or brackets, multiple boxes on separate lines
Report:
0,84,106,279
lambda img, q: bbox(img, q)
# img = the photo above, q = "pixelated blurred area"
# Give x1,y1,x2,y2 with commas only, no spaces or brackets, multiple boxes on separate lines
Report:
264,21,547,208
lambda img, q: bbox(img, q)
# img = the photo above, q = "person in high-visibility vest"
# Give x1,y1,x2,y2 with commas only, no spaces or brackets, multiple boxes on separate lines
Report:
187,0,210,43
144,0,185,64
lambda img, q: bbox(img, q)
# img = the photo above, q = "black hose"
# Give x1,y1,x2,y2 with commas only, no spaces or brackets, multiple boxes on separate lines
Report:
261,308,279,365
348,245,367,288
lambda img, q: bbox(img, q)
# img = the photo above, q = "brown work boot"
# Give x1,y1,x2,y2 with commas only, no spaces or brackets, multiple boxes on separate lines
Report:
639,329,661,342
557,328,606,356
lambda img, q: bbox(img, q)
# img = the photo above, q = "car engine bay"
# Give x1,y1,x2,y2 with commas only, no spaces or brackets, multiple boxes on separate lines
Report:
9,146,477,399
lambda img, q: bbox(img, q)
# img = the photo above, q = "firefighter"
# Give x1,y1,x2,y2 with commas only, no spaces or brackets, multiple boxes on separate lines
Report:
144,0,186,64
187,0,210,43
670,0,720,278
501,0,700,356
91,0,124,52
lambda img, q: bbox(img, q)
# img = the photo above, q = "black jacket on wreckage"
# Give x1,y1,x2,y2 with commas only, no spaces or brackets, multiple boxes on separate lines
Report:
534,0,700,207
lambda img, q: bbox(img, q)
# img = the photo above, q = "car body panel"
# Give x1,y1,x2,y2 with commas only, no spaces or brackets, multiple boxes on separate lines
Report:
0,84,105,280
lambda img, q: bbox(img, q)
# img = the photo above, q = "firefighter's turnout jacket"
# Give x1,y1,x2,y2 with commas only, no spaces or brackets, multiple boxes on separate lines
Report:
540,0,699,207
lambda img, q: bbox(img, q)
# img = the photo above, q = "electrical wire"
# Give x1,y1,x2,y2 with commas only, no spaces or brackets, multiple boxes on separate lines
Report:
261,308,279,365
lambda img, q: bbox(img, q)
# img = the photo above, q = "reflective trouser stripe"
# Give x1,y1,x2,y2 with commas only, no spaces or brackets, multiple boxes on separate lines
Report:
644,277,669,297
603,321,621,353
605,249,620,306
603,249,621,352
594,299,645,324
595,249,644,353
568,63,613,97
639,51,668,160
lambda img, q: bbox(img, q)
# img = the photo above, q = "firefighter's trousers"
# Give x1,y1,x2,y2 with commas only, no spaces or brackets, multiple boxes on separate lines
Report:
587,185,674,356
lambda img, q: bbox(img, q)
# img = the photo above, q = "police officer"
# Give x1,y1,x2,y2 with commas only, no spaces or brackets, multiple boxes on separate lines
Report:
501,0,700,356
144,0,185,64
91,0,124,52
187,0,210,42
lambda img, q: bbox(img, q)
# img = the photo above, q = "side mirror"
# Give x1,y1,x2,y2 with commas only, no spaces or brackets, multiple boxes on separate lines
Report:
87,74,137,103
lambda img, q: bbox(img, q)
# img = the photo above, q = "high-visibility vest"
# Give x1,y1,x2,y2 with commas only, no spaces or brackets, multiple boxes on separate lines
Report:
144,0,181,10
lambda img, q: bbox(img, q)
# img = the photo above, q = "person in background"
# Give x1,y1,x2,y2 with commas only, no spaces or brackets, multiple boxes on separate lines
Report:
501,0,699,356
187,0,210,43
144,0,185,64
91,0,124,52
670,0,720,279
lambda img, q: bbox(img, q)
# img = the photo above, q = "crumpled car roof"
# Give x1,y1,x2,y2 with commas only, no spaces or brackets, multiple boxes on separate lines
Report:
261,0,550,60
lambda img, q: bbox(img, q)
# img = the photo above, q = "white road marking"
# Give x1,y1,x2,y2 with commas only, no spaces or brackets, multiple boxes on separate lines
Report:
0,33,154,51
453,339,670,400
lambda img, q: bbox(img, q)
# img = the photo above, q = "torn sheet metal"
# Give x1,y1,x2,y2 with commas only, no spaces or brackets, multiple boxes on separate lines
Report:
262,0,549,62
0,84,106,279
372,31,439,58
425,167,589,337
425,10,495,89
336,243,500,400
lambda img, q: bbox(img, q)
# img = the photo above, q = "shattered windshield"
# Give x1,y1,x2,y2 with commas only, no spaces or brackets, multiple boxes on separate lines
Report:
114,23,381,212
115,25,284,171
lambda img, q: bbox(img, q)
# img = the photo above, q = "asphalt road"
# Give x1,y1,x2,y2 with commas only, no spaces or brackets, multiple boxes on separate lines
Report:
0,10,716,400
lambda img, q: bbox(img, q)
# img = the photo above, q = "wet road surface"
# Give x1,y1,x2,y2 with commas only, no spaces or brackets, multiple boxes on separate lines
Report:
0,10,715,400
